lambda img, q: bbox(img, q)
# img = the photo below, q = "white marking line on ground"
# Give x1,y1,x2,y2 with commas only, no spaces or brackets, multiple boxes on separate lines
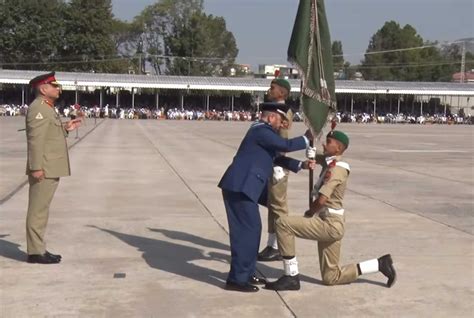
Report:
387,149,469,153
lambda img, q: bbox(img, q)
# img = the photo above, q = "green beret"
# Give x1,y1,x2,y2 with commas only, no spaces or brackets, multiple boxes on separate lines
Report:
271,78,291,93
327,130,349,148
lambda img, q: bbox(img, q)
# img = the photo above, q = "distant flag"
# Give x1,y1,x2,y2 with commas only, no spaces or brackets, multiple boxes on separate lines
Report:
288,0,336,136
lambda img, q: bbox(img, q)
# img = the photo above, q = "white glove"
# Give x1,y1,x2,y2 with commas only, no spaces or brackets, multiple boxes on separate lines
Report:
273,166,285,182
306,146,316,159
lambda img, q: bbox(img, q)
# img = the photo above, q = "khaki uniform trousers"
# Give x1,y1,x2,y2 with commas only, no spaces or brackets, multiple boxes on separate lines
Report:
26,176,60,254
267,125,290,234
267,172,290,233
276,212,358,285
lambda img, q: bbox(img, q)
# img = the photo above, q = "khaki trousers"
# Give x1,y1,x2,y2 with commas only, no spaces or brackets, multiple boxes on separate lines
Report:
26,176,60,255
267,125,290,234
276,213,358,285
267,172,289,233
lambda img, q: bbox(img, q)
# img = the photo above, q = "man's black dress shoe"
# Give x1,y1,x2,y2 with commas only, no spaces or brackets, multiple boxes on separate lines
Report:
249,275,267,285
225,281,259,292
265,275,300,291
27,253,61,264
257,246,282,262
378,254,396,288
45,251,61,260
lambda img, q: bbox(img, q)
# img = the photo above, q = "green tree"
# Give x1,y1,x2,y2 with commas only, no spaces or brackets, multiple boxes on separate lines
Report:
361,21,472,81
165,12,238,76
111,18,145,73
332,41,344,71
133,0,203,75
438,42,474,81
135,0,238,76
332,40,351,79
61,0,123,72
362,21,425,80
0,0,66,70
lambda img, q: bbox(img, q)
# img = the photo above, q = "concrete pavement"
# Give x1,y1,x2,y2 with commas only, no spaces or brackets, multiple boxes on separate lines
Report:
0,118,473,317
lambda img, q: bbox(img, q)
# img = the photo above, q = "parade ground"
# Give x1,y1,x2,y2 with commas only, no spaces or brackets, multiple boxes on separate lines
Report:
0,117,473,317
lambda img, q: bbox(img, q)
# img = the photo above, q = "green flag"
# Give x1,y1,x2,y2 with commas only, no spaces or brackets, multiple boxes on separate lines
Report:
288,0,336,135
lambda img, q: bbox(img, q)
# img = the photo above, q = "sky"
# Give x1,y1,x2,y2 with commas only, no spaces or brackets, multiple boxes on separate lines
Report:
111,0,473,69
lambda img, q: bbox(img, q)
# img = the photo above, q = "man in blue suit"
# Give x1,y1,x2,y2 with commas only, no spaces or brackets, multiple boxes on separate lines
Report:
218,102,315,292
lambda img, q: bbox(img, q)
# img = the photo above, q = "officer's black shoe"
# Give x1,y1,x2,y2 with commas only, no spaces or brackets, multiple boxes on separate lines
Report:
378,254,396,288
249,275,267,285
258,246,282,262
265,275,300,291
225,281,259,292
27,253,61,264
45,251,62,260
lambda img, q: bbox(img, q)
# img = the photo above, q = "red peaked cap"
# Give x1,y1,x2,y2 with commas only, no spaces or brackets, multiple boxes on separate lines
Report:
29,71,60,88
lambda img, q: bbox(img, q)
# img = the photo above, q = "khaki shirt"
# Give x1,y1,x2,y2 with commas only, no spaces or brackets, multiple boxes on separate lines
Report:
25,97,71,178
318,156,349,210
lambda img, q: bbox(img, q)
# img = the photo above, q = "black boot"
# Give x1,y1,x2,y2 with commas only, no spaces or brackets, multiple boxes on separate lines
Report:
248,275,267,285
45,251,62,261
265,275,300,291
378,254,396,288
258,246,282,262
27,253,61,264
225,281,259,293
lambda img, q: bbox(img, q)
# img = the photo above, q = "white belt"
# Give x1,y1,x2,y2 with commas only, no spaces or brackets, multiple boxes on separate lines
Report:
328,208,344,216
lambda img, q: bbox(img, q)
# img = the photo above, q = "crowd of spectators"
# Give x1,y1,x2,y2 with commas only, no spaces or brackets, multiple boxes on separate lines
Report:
1,103,471,125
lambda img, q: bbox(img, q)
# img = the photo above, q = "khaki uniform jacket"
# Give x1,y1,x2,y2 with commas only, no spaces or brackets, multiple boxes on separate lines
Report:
25,97,71,178
318,155,349,210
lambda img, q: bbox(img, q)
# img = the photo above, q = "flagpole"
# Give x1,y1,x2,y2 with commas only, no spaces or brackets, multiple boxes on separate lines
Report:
302,79,314,209
309,138,314,208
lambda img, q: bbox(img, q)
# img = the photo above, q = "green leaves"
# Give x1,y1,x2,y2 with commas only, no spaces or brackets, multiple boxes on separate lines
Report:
136,0,237,76
360,21,469,82
60,0,118,72
0,0,66,70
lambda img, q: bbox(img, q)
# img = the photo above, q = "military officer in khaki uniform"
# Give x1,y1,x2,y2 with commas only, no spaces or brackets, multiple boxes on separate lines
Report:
258,78,295,262
266,131,397,290
25,72,82,264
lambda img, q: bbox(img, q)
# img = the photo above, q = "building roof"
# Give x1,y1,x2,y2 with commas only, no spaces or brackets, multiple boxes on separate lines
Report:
0,69,472,95
452,71,474,82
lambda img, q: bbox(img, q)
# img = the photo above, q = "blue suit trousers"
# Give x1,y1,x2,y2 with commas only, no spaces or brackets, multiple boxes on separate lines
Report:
222,190,261,284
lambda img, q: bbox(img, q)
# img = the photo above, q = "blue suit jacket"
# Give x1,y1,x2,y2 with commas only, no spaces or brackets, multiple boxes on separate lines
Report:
218,121,307,204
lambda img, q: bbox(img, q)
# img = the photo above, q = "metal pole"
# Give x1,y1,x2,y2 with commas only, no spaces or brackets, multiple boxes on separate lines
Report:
373,95,377,117
155,91,159,111
181,94,184,111
75,87,78,104
257,95,260,113
445,97,448,118
21,85,25,105
350,94,354,115
116,89,119,108
420,96,423,116
132,88,135,110
429,95,432,115
206,95,210,113
231,95,234,113
99,88,103,108
397,96,401,114
450,95,453,116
